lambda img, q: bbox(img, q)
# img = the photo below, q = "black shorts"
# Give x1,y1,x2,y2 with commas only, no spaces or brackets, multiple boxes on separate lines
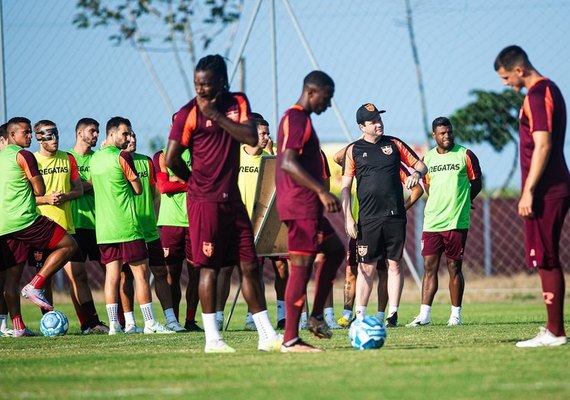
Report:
70,229,101,263
357,217,406,263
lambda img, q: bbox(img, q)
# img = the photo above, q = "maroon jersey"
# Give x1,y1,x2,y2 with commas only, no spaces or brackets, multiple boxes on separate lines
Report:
169,91,252,202
276,105,324,220
519,78,570,199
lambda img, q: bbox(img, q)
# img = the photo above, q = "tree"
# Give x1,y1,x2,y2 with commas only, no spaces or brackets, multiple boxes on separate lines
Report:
449,89,524,195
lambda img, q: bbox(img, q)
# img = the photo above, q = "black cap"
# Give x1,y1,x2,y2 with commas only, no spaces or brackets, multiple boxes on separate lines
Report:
250,112,269,126
356,103,386,124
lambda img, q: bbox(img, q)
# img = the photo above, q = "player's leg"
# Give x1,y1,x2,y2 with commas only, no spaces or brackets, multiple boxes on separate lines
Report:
376,261,388,322
5,263,36,336
444,229,468,326
184,259,202,331
215,265,234,330
354,219,383,321
383,218,407,328
272,258,288,328
119,265,140,333
338,238,357,327
103,256,123,334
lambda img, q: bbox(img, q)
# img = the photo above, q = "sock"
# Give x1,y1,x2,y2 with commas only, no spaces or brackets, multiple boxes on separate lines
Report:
252,310,277,342
0,314,8,332
355,305,366,320
215,311,224,325
312,247,343,316
538,266,566,337
451,305,461,319
245,311,254,323
29,274,47,289
186,307,197,322
106,303,119,324
276,300,286,322
342,309,353,320
284,265,311,343
82,300,100,328
388,305,398,316
164,308,177,325
324,307,335,322
202,312,222,344
124,311,136,326
420,304,432,321
376,311,385,322
140,303,155,327
12,315,25,330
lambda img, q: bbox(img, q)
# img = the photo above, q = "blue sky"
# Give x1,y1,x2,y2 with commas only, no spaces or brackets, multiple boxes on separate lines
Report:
4,0,570,190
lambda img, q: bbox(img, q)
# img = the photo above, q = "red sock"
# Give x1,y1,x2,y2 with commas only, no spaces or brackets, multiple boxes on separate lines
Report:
12,315,25,330
284,265,311,343
311,247,343,317
538,266,566,337
186,308,197,322
71,294,89,330
29,274,47,289
82,301,100,329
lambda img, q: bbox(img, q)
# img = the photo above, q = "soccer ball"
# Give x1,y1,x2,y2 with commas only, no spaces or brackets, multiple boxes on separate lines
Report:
40,310,69,337
349,315,387,350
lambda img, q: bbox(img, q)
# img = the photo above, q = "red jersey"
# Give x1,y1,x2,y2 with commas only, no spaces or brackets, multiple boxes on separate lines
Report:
519,78,570,199
169,91,252,202
276,105,324,220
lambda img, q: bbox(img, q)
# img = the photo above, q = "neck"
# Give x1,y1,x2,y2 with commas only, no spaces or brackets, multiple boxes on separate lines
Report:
524,69,544,90
39,147,57,157
295,96,311,114
363,134,380,144
73,140,93,155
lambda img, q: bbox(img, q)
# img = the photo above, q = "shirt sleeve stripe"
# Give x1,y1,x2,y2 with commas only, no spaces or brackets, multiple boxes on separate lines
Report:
119,152,139,182
391,138,420,167
465,149,481,181
342,144,356,177
68,153,80,181
281,114,290,153
181,106,197,147
16,150,40,179
235,94,250,123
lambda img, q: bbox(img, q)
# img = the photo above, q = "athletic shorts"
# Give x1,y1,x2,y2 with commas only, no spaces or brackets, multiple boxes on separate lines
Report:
188,201,257,268
147,238,166,266
0,237,28,269
421,229,468,261
284,216,334,255
357,217,406,263
524,195,570,268
346,237,357,267
159,225,192,264
99,239,148,265
70,228,101,263
8,216,67,252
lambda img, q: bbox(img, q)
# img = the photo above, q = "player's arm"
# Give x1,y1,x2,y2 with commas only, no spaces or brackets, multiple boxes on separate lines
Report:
399,166,424,210
393,138,427,189
81,180,94,195
465,149,483,205
333,145,348,166
281,148,340,213
341,175,357,238
519,130,551,217
165,140,191,182
153,150,187,194
60,154,84,203
17,150,45,197
119,151,142,195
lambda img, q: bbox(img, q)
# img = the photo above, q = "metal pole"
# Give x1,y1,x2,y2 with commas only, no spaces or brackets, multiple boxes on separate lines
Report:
0,0,7,123
229,0,263,85
269,0,278,132
483,197,492,276
281,0,353,142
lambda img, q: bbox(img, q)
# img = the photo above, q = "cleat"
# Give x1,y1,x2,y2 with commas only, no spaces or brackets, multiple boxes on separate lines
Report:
1,328,14,337
243,320,257,331
516,327,567,348
385,312,398,328
258,333,283,352
406,315,431,327
337,315,353,328
307,315,332,339
325,317,342,329
144,321,176,334
447,316,462,326
13,327,37,337
82,322,110,335
165,321,187,332
21,284,53,311
204,339,236,353
281,338,322,353
109,322,124,335
124,324,143,334
276,319,286,330
184,320,204,332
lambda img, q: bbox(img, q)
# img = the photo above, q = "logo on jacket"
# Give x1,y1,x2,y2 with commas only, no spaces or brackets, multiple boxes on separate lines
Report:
381,145,393,155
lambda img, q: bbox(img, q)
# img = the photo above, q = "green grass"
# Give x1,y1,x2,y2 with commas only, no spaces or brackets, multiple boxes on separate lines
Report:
0,301,568,400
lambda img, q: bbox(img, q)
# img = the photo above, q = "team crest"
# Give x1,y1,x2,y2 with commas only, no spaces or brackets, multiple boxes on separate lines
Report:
357,245,368,257
163,247,169,258
226,110,239,122
381,145,393,155
202,242,215,258
364,103,376,112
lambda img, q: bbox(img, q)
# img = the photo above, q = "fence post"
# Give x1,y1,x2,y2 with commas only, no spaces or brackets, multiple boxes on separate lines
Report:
483,197,492,276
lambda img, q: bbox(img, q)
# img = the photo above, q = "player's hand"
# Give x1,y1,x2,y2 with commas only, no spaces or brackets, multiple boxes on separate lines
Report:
345,217,358,239
405,171,421,190
265,136,274,155
319,191,341,213
518,191,534,218
169,174,186,183
46,191,63,205
196,94,222,121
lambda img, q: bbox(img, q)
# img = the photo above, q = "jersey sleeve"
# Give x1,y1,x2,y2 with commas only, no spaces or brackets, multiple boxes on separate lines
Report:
169,101,198,147
342,144,356,177
118,151,139,182
147,156,156,186
391,137,421,168
281,108,312,153
465,149,482,181
525,82,554,133
152,150,187,194
16,149,41,180
234,92,252,123
320,150,331,180
67,153,80,181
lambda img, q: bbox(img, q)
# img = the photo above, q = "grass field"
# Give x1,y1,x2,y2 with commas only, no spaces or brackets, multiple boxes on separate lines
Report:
1,297,568,400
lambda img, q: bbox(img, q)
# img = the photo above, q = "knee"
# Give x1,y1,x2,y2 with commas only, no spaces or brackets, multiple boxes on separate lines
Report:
151,265,169,282
240,262,260,280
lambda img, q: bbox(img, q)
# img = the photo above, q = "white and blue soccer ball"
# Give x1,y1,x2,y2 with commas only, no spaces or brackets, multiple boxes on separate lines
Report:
40,310,69,337
349,315,387,350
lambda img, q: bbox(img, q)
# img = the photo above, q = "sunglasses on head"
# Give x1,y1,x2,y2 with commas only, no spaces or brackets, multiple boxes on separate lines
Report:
37,127,59,142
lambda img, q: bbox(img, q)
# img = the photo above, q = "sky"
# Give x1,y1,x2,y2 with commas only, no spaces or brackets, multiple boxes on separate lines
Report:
3,0,570,190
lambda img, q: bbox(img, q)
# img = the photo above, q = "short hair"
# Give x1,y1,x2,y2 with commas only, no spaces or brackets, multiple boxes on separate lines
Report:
7,117,31,134
195,54,229,91
432,117,452,132
75,117,99,132
0,123,8,139
33,119,57,133
106,116,131,135
494,45,531,71
251,112,269,127
303,70,335,89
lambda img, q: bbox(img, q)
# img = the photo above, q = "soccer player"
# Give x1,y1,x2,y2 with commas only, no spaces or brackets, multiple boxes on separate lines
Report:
31,120,108,333
406,117,481,327
90,116,169,335
276,70,345,352
495,45,570,347
0,117,78,313
341,103,426,327
121,130,181,332
166,54,282,352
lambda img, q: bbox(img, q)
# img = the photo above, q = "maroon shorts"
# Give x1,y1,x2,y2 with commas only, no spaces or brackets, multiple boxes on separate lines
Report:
147,238,166,266
284,218,319,255
99,239,148,265
0,237,28,269
421,229,468,261
8,216,67,251
188,201,257,268
159,225,192,264
524,196,570,268
346,237,357,267
70,228,101,263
